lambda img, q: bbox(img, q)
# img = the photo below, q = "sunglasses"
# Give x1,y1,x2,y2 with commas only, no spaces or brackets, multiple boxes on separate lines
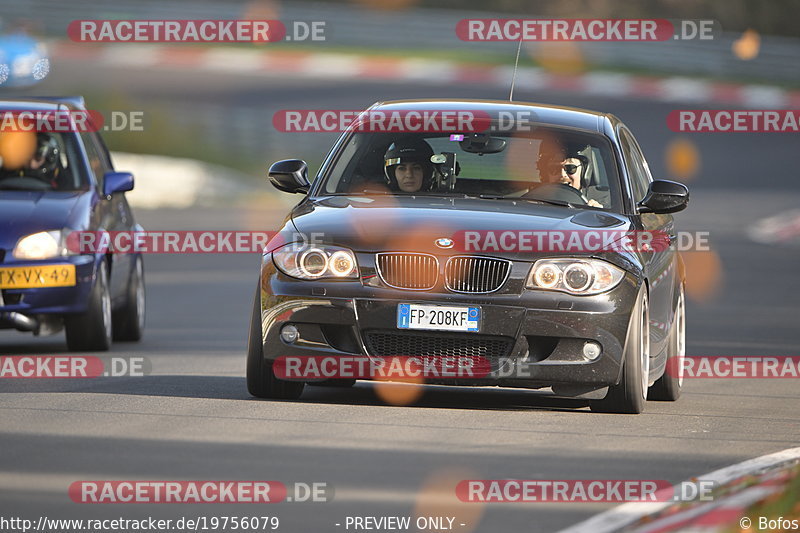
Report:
547,162,581,175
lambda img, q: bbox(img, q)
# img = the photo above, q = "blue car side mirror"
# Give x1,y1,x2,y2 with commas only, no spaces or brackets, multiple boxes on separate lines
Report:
103,171,134,197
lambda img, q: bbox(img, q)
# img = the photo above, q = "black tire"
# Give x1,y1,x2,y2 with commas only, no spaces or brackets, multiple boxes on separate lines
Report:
649,284,685,401
246,288,304,400
65,261,112,352
112,256,145,342
308,379,357,388
591,287,650,414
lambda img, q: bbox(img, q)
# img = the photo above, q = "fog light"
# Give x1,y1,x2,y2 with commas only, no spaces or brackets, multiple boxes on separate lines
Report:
583,341,602,361
280,324,299,343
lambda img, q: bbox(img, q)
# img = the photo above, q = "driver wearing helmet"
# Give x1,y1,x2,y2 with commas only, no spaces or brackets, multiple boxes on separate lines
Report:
384,139,435,193
0,131,62,188
0,130,37,174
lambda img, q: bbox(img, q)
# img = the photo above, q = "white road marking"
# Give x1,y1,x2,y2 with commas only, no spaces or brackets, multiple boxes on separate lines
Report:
48,41,800,107
748,208,800,244
556,446,800,533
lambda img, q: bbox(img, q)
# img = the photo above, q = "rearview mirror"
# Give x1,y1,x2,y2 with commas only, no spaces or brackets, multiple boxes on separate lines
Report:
102,171,134,197
459,133,507,155
637,180,689,214
268,159,310,194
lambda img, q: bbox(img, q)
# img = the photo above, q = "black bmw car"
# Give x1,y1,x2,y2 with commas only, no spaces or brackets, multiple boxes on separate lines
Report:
247,99,688,414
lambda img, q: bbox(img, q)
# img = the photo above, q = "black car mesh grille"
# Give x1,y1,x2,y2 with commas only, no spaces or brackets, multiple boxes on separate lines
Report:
364,330,514,359
376,253,438,290
445,256,511,293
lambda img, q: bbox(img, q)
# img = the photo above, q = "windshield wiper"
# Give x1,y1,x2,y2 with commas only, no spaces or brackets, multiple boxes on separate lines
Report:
356,189,394,194
467,194,579,208
338,191,578,208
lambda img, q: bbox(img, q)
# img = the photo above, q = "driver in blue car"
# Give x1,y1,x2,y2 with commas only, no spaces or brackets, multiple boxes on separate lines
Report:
0,131,62,188
0,130,37,174
384,139,435,193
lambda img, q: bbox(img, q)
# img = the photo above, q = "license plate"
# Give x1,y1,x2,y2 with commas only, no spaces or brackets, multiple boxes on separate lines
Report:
0,264,76,289
397,303,480,332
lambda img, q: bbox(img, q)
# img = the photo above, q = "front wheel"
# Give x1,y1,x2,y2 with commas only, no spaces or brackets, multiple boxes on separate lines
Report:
592,287,650,414
65,261,112,352
246,288,305,400
112,256,145,341
649,284,685,401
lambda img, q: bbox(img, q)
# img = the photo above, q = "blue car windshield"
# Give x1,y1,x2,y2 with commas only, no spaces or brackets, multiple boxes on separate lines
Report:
320,127,622,211
0,131,90,192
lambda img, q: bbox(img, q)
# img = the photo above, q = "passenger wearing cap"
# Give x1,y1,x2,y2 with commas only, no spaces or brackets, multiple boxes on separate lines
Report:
384,139,434,193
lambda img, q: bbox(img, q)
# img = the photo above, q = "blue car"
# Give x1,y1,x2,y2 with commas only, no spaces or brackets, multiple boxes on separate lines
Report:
0,97,144,351
0,32,49,88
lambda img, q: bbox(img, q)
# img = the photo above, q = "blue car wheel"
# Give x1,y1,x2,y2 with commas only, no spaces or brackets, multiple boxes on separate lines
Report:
65,261,112,352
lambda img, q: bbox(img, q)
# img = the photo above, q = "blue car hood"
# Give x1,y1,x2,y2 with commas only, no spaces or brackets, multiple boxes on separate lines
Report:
0,191,92,253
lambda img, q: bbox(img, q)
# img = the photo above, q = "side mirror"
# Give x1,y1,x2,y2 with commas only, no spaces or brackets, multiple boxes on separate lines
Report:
638,180,689,214
102,171,134,197
268,159,310,194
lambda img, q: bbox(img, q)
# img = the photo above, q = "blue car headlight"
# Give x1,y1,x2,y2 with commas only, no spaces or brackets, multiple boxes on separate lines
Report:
13,229,76,260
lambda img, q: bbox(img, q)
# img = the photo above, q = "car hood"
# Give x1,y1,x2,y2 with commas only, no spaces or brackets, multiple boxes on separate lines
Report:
0,191,91,253
290,195,631,260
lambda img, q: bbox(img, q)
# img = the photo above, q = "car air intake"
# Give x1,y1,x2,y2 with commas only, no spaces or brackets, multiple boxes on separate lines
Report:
364,330,514,359
445,256,511,293
376,253,438,290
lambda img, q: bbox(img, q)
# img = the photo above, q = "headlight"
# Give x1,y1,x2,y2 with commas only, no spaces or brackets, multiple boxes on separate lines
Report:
273,243,359,280
527,259,625,295
13,230,74,260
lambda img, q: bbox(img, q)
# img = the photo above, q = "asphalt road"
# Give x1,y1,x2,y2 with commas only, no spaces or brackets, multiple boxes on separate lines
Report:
1,58,799,532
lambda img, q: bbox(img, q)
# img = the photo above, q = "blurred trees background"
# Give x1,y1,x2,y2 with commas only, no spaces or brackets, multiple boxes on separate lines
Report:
345,0,800,37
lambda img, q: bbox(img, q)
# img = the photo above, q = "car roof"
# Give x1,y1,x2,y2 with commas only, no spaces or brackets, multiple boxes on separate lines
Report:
0,97,85,111
368,99,616,133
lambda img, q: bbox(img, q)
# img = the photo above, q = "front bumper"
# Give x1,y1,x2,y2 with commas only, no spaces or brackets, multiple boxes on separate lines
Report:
0,255,97,324
258,255,641,392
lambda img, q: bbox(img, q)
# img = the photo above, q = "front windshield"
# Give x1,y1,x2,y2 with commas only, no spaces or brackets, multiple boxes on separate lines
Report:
0,130,89,192
319,126,622,211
